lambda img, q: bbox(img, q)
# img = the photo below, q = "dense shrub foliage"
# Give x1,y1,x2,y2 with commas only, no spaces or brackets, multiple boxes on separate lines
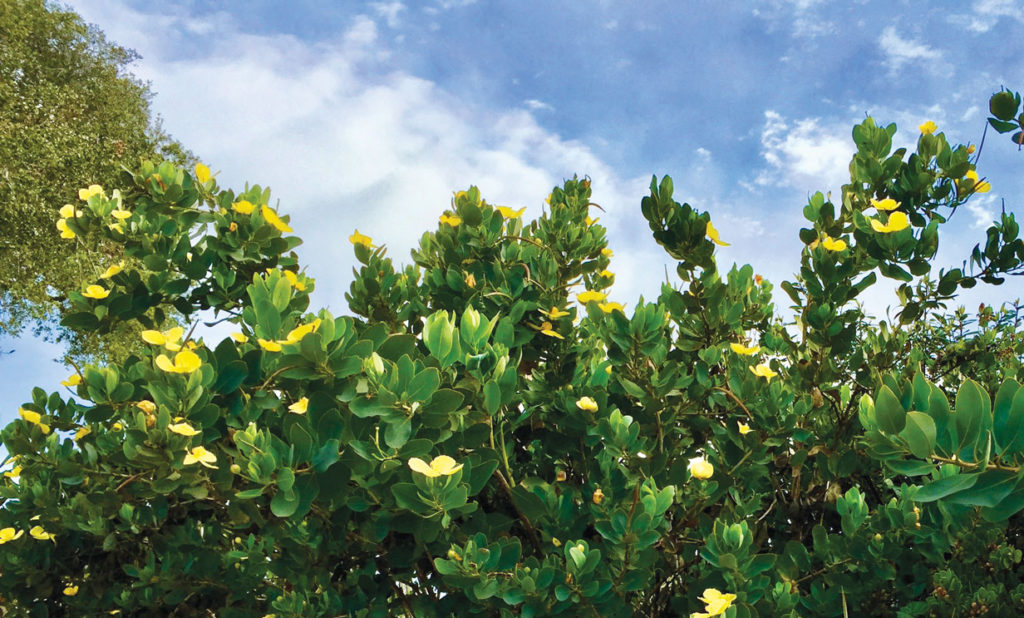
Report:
2,91,1024,617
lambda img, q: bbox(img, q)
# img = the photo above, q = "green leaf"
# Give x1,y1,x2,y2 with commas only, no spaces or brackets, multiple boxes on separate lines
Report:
392,483,428,514
312,439,340,472
406,368,440,403
213,360,249,393
384,417,412,449
982,484,1024,522
990,90,1020,121
945,470,1017,508
884,459,935,477
875,385,906,434
484,381,501,415
915,473,979,502
900,412,936,460
270,488,299,517
954,380,986,454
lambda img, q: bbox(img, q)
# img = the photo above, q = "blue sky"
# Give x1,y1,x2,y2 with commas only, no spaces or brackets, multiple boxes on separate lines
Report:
2,0,1023,428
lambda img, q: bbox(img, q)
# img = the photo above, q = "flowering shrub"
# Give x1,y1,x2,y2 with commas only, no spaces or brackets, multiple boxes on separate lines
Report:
1,91,1024,616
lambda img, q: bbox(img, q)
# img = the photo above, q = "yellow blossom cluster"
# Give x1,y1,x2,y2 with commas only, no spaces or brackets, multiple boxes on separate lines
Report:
690,588,736,617
257,318,323,352
408,455,463,478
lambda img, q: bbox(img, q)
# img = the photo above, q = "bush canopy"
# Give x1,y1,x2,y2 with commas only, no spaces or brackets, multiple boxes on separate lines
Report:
2,90,1024,617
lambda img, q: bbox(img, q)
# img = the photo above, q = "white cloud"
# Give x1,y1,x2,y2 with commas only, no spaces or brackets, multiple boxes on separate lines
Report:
66,0,673,314
371,1,405,28
523,99,553,112
757,110,854,195
962,0,1024,33
966,194,999,229
878,26,943,74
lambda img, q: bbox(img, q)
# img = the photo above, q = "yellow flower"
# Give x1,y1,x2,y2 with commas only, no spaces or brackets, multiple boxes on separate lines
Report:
821,235,847,251
30,525,55,542
349,229,373,247
19,408,50,434
141,326,184,351
730,342,760,355
705,221,730,247
552,537,562,547
869,211,910,233
183,446,218,469
56,219,76,239
108,222,124,234
919,120,937,135
695,589,737,616
231,332,249,344
592,488,605,504
870,198,901,211
74,427,91,441
439,213,462,226
78,184,104,201
967,144,976,154
59,204,79,218
61,373,82,387
281,270,306,291
964,170,991,193
496,206,526,219
288,397,309,414
136,400,157,414
577,290,607,304
258,339,283,352
601,248,613,257
465,273,476,288
63,585,79,597
738,422,752,435
575,396,598,412
112,422,123,431
754,274,763,285
688,456,714,479
155,350,202,374
408,455,463,478
599,302,624,314
750,363,779,381
168,422,201,437
585,216,599,226
261,206,292,233
540,306,570,320
81,285,109,299
99,262,124,279
539,321,564,339
599,269,614,279
0,528,24,544
228,221,238,232
4,466,21,479
232,200,257,215
285,319,321,343
195,163,211,184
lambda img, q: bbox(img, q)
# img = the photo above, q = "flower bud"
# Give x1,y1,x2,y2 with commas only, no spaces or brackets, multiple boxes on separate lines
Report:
592,487,605,504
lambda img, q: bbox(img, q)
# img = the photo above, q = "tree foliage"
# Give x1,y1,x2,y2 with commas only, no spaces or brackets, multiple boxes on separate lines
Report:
1,91,1023,617
0,0,191,360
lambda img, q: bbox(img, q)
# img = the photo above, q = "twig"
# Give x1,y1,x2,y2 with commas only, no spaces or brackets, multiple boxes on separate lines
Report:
494,470,542,553
714,387,754,420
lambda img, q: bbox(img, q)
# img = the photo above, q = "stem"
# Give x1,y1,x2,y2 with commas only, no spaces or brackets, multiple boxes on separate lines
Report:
714,387,754,420
494,470,542,553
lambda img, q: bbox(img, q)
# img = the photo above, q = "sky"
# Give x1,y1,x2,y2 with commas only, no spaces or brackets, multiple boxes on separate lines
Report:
2,0,1024,428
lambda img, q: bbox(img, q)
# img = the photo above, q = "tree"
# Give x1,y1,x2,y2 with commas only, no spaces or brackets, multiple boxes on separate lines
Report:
0,0,191,361
0,91,1023,616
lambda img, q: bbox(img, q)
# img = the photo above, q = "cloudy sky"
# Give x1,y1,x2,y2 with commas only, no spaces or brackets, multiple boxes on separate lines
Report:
3,0,1023,425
